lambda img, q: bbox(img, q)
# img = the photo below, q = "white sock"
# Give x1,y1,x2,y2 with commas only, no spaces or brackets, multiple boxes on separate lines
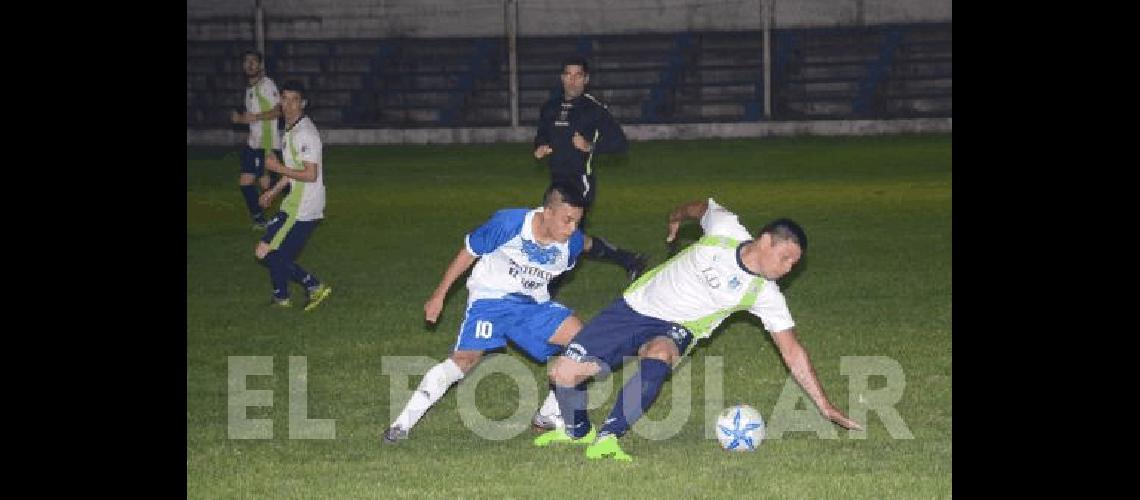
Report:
539,389,561,418
391,358,465,432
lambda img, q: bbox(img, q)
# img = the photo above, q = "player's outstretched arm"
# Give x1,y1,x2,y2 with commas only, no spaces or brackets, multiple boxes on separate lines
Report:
771,329,864,431
665,199,710,243
424,248,477,324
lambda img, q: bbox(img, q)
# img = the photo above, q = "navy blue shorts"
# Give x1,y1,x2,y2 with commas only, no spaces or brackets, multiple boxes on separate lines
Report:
454,294,573,363
564,297,693,372
261,211,319,260
241,147,283,177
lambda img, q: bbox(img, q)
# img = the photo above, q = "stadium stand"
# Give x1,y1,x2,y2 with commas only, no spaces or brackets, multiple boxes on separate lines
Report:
186,23,950,128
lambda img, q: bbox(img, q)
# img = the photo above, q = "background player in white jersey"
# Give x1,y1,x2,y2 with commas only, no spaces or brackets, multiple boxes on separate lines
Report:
535,198,862,461
383,183,591,444
231,50,283,230
255,80,332,312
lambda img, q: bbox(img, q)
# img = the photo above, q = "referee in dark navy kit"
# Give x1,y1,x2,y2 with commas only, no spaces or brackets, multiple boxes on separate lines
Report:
533,55,647,284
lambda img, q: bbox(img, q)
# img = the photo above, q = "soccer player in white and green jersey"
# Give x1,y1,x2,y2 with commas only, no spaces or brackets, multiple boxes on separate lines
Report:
535,198,863,461
231,50,283,230
255,80,331,311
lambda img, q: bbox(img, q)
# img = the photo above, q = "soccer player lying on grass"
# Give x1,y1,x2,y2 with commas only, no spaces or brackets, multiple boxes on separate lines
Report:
535,198,863,461
383,182,591,444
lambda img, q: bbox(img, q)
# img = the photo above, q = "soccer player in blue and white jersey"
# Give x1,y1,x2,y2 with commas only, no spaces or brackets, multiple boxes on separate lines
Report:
535,198,863,461
382,183,591,444
255,81,331,311
231,50,283,230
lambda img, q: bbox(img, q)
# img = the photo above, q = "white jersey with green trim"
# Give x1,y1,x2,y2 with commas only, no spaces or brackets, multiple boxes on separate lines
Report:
623,198,794,346
280,116,325,221
244,76,282,151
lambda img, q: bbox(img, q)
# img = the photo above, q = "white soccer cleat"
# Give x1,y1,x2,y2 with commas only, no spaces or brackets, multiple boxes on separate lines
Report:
532,412,565,431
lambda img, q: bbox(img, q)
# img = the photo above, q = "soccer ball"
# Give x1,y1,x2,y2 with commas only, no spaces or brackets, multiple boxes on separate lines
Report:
716,404,765,451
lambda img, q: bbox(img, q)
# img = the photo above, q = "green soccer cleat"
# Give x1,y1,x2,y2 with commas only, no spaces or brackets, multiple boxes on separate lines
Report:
271,298,292,308
304,284,332,312
585,434,633,462
534,425,596,447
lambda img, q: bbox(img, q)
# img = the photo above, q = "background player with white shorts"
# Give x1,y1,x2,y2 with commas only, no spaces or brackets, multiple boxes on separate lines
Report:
231,50,284,230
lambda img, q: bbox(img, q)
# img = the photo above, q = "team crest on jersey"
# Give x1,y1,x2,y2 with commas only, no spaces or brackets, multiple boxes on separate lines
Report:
728,275,742,291
520,239,561,265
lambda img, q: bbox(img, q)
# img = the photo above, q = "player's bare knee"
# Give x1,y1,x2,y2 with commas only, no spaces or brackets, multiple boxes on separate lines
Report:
549,357,581,386
548,358,569,386
640,338,680,365
239,174,256,186
450,350,484,374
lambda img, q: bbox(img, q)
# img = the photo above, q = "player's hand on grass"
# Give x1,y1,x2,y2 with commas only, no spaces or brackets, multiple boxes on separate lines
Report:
534,144,553,159
424,295,445,325
571,132,592,152
822,406,863,431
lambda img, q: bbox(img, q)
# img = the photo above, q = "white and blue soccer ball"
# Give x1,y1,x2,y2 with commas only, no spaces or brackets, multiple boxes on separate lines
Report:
716,404,765,452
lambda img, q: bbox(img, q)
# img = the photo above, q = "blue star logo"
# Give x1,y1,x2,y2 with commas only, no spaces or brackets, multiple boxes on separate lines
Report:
719,408,763,450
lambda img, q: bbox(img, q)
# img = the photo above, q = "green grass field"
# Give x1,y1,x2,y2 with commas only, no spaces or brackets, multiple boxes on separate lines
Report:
187,134,951,498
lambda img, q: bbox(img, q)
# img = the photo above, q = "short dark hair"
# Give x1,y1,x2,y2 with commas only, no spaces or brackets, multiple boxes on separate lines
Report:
543,181,587,209
759,218,808,254
281,80,306,98
241,50,263,63
561,55,590,75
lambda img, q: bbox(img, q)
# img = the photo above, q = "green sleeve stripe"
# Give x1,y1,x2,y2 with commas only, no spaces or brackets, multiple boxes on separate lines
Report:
254,85,274,151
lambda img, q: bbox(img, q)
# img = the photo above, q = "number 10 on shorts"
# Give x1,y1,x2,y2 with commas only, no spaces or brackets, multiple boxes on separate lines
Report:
475,320,494,339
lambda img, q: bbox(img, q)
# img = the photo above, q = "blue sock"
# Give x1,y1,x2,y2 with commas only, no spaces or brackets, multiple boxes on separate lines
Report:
600,358,671,437
287,262,319,290
262,250,290,300
555,382,591,439
587,236,639,269
240,185,264,222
